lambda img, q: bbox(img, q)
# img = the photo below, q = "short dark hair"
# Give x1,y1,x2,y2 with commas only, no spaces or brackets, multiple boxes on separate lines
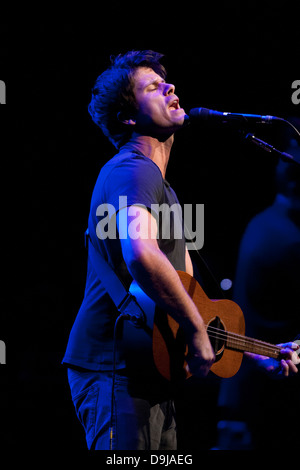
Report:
88,50,167,148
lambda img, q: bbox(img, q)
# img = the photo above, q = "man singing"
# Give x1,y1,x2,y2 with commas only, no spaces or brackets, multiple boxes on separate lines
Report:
62,50,298,450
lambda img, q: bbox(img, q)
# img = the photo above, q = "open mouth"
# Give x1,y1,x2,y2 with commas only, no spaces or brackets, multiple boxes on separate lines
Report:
169,99,180,110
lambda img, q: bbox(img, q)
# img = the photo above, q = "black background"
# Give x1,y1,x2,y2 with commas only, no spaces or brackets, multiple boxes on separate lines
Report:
0,3,299,453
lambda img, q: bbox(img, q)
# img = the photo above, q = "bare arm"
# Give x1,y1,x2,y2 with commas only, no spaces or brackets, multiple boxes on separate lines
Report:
117,206,215,377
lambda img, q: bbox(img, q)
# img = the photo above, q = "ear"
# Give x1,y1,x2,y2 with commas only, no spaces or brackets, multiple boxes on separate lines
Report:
117,111,136,126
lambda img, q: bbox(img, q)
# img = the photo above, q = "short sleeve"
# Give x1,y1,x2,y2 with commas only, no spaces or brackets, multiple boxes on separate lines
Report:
103,155,164,213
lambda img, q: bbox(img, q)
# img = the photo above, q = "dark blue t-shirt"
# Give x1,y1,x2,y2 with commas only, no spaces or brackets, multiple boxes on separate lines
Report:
62,144,186,371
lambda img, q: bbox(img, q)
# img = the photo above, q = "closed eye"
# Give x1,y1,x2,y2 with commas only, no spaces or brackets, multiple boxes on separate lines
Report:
148,85,158,91
146,79,165,92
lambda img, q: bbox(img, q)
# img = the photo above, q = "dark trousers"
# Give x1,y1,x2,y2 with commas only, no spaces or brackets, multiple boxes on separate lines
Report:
67,368,177,450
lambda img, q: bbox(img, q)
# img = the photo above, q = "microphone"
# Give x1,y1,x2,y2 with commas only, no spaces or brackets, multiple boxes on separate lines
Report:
188,107,281,125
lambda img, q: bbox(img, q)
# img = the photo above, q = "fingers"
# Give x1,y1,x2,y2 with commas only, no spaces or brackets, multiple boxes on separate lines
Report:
280,359,289,377
279,341,300,376
273,341,299,377
280,359,298,377
278,341,300,352
186,350,215,377
285,359,299,374
279,342,300,362
280,347,294,360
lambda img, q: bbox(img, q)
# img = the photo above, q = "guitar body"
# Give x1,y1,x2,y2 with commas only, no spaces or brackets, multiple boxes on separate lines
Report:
153,271,245,380
123,271,280,381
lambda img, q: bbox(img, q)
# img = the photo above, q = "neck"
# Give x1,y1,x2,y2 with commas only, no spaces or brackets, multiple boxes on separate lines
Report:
126,133,174,179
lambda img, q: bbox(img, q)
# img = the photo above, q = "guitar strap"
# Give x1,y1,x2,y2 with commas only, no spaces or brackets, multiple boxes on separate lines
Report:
184,223,226,299
85,229,145,327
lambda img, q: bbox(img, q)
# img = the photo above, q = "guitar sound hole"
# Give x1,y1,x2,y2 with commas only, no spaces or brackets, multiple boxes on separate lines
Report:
208,316,226,360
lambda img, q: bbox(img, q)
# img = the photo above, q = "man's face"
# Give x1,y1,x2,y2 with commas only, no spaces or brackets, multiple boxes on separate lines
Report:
131,67,186,137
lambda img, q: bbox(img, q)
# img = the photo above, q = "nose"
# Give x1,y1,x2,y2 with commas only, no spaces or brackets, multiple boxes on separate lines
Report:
164,82,175,96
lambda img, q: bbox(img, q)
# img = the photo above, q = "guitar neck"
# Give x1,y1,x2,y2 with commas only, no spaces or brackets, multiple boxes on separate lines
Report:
225,332,281,358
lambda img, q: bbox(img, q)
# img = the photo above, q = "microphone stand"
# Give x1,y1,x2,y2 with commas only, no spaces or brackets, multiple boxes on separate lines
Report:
244,133,300,167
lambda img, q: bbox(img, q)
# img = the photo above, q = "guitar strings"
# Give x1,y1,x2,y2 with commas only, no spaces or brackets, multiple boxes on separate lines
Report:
206,325,280,353
207,330,280,357
205,324,279,349
206,330,281,356
204,324,282,356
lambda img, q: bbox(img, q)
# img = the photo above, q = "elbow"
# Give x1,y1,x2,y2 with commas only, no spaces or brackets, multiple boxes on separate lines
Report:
122,238,159,279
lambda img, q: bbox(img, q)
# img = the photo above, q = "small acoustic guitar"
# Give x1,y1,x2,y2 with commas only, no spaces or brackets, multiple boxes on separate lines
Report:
124,271,298,381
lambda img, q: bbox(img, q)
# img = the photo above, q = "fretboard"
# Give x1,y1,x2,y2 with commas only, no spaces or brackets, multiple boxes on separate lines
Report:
206,326,281,359
226,332,281,358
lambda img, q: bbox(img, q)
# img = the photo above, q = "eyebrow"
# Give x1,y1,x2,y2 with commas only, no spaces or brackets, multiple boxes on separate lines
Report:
136,77,165,91
145,78,166,87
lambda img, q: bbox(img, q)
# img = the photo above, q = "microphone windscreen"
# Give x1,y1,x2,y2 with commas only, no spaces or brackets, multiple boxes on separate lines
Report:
189,107,210,119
